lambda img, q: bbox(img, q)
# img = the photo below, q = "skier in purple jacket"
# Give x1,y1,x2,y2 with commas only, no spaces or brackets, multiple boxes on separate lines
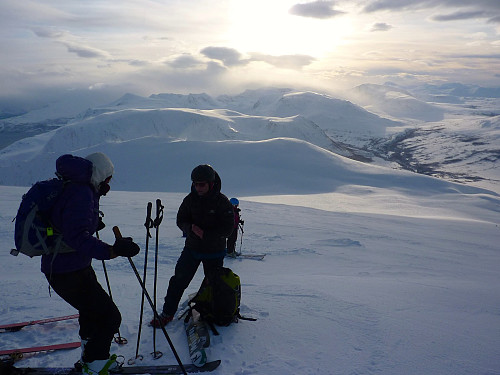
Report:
42,153,140,375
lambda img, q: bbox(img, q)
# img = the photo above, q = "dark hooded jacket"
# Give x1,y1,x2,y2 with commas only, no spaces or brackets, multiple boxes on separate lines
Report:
176,172,234,258
41,154,113,274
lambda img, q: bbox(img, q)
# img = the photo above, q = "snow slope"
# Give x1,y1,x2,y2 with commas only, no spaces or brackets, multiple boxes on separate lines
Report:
1,125,499,375
0,175,499,375
347,83,445,122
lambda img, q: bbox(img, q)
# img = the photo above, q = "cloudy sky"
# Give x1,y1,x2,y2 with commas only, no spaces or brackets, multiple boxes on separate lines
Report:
1,0,500,105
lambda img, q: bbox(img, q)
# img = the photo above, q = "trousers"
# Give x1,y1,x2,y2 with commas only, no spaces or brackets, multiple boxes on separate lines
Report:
163,248,223,316
226,228,238,253
45,266,121,362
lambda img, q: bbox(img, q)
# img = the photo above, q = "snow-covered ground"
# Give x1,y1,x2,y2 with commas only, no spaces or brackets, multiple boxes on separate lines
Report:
1,153,499,374
0,85,499,374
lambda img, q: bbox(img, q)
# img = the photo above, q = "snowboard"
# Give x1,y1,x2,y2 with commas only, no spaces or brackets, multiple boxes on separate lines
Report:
184,309,210,367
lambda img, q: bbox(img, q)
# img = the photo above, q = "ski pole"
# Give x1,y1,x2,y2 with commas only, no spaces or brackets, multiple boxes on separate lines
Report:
130,202,154,364
112,226,187,375
238,222,244,255
152,199,164,359
96,229,127,345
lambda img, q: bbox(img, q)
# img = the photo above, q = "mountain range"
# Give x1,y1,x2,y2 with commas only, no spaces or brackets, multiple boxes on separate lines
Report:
0,84,498,194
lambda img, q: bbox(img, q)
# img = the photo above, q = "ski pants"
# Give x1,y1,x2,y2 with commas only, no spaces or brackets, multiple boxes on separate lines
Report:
226,227,238,253
163,248,223,316
45,266,121,362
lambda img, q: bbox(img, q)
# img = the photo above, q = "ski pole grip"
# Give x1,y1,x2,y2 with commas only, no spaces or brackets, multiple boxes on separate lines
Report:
112,226,123,239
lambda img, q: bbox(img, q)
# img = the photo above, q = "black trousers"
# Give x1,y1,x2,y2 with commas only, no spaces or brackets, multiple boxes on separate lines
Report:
163,248,223,316
226,229,238,253
46,266,121,362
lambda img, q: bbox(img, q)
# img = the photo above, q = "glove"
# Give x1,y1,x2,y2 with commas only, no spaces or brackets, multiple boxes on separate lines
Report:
113,237,140,257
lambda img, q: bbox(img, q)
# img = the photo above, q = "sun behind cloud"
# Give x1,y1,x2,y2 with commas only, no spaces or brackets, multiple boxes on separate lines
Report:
226,1,354,57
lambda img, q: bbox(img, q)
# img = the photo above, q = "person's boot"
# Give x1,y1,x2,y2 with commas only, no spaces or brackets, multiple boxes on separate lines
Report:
81,354,118,375
149,312,173,328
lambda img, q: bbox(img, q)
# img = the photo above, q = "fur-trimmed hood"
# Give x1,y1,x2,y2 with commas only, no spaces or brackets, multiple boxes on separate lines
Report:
85,152,114,191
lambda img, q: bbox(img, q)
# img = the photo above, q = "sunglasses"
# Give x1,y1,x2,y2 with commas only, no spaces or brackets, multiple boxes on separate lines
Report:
194,182,208,187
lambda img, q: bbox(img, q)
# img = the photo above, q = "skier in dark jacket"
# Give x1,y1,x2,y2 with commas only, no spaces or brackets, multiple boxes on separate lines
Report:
226,197,244,256
151,164,234,327
42,153,140,375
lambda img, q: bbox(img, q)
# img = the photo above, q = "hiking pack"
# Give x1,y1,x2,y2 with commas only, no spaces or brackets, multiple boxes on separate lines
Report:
12,178,74,258
190,267,241,327
188,267,255,333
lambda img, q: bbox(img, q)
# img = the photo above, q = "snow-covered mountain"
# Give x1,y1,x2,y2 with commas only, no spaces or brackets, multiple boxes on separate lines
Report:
347,83,445,122
0,85,499,193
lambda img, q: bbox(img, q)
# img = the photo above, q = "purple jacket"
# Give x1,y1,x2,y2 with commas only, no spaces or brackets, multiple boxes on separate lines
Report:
41,155,112,275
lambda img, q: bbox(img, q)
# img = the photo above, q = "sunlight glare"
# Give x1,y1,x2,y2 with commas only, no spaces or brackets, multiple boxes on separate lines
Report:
226,1,353,57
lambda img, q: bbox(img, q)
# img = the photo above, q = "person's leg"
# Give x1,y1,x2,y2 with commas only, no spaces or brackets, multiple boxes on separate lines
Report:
202,256,224,280
46,266,121,362
162,248,201,316
226,230,237,254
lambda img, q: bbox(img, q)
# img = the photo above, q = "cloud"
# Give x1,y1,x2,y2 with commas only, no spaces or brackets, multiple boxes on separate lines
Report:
60,41,110,59
167,54,206,69
289,1,346,19
250,53,316,70
362,0,434,13
127,60,150,67
31,27,67,39
361,0,500,26
431,10,488,21
371,22,393,31
31,26,110,60
362,0,500,14
200,47,249,67
199,47,315,71
451,53,500,59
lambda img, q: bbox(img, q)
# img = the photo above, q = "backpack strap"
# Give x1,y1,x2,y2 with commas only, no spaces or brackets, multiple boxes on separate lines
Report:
236,312,257,322
205,320,219,336
183,305,220,336
235,307,257,322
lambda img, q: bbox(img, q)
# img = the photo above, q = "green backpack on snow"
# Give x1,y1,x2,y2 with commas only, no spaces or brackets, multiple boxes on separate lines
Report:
190,267,254,328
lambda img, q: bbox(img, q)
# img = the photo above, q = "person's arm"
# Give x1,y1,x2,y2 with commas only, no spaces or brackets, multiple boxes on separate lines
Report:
176,196,193,236
59,185,112,260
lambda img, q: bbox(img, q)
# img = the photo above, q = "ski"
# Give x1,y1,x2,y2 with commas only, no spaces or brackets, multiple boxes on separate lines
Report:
0,342,81,358
2,360,221,374
0,314,79,333
227,253,266,261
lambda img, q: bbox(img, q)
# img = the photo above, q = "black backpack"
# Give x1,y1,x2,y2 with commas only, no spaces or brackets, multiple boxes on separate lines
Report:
12,178,74,258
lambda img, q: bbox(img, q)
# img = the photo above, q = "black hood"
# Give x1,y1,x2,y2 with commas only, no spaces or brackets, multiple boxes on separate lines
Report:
190,171,222,196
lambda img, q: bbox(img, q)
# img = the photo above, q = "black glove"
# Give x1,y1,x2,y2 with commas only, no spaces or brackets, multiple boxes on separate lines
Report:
97,217,105,232
113,237,140,257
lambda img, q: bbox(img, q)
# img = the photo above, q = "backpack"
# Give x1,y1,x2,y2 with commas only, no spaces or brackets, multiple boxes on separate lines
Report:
190,267,253,328
12,178,75,257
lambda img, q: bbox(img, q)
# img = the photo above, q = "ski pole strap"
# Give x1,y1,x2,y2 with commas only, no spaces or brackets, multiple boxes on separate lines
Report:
154,199,164,228
145,202,153,238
